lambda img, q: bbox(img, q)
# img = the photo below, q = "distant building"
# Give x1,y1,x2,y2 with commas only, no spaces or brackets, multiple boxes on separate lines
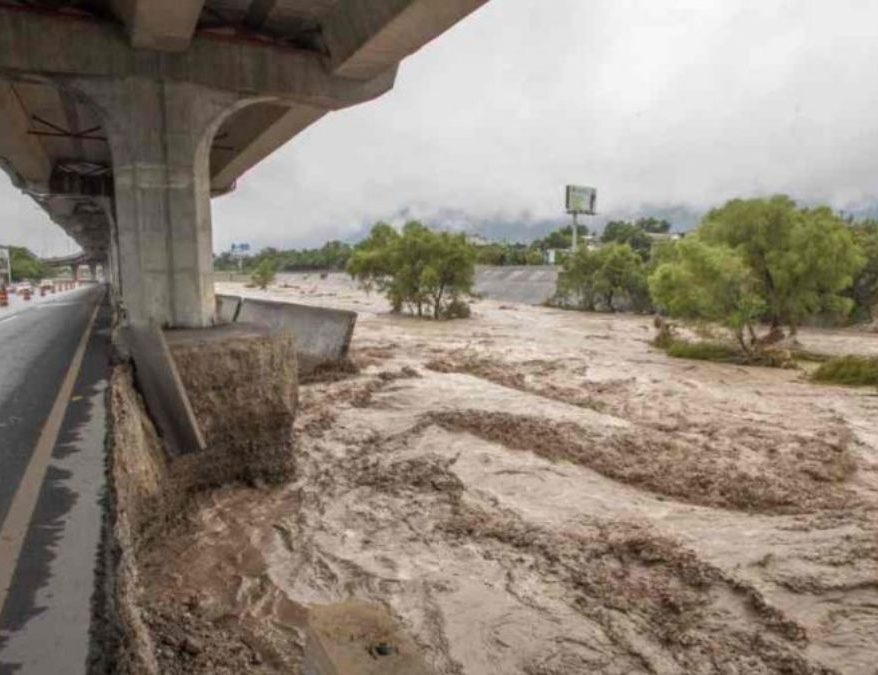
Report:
466,233,491,247
646,232,684,242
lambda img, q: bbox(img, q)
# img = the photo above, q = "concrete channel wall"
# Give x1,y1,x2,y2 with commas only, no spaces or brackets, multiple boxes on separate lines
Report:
217,295,357,374
474,265,559,305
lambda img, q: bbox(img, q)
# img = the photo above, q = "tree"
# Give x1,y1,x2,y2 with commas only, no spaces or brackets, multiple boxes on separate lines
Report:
534,224,588,250
347,221,476,318
849,220,878,322
556,247,602,310
251,258,277,289
8,247,49,282
699,196,863,334
556,242,649,312
420,232,476,318
594,243,650,312
601,220,653,259
636,217,672,234
649,238,766,352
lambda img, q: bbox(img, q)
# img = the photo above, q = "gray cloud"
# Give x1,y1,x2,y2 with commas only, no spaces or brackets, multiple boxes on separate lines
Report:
3,0,878,255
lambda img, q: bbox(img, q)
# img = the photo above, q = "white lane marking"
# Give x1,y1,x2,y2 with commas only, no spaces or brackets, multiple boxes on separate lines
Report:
0,315,18,324
0,299,100,613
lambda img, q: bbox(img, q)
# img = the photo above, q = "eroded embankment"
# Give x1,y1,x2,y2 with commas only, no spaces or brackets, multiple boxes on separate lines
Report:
115,278,878,674
103,327,297,673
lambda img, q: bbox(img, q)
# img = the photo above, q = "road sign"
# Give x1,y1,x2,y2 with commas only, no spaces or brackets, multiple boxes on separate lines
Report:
565,185,597,215
231,242,251,255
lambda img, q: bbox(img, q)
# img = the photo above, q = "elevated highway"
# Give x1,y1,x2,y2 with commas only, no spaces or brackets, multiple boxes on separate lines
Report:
0,0,488,326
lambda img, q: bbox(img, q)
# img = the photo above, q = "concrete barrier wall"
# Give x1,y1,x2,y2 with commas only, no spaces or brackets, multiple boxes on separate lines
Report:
217,295,357,373
474,265,559,305
213,271,252,283
216,294,241,323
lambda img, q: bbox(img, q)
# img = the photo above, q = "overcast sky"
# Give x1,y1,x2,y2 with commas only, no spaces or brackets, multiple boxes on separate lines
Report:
3,0,878,255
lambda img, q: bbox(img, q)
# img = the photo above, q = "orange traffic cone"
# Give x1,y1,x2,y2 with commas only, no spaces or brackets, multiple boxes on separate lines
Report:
0,286,7,307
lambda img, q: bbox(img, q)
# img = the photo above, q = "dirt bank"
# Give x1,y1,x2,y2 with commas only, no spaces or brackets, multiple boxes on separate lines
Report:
134,274,878,674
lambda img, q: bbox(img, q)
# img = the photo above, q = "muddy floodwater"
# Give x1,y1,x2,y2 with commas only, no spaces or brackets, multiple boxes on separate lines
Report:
141,274,878,674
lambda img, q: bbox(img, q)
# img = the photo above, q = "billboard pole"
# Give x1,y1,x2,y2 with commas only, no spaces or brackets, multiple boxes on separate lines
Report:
565,185,596,256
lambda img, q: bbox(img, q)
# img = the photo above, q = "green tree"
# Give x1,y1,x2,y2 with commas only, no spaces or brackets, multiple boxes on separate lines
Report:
699,196,863,333
556,247,602,310
534,224,588,250
601,220,652,259
594,243,650,312
636,217,672,234
421,232,476,318
347,221,476,318
251,258,278,289
8,247,49,282
649,238,766,352
849,220,878,322
556,242,649,312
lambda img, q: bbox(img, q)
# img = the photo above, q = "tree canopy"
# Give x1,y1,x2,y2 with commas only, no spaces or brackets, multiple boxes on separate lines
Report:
6,247,50,282
698,196,863,332
600,217,672,260
250,257,278,290
649,238,765,351
849,220,878,322
556,242,650,313
347,221,476,319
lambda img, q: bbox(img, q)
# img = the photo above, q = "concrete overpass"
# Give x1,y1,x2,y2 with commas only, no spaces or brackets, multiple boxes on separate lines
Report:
0,0,488,327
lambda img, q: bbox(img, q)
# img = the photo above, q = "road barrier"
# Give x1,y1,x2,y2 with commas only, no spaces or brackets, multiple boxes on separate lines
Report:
216,294,241,323
0,286,7,307
217,295,357,374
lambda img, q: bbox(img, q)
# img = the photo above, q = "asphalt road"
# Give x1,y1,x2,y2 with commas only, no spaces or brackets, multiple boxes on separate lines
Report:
0,284,109,673
0,286,103,524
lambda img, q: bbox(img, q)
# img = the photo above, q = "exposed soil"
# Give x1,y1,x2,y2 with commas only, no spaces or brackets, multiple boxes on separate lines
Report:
133,274,878,674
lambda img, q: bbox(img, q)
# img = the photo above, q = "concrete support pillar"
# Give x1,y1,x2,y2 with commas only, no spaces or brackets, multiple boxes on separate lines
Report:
88,262,97,281
79,78,239,327
72,264,79,282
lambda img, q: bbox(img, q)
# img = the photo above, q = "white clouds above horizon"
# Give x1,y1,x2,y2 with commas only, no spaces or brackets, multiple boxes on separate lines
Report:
3,0,878,254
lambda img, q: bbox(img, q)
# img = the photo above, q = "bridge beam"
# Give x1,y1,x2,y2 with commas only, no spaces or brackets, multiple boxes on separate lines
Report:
0,82,51,190
324,0,488,79
0,8,395,107
210,102,325,194
109,0,206,53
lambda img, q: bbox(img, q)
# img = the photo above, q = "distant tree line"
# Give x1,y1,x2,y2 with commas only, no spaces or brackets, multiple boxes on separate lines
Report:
555,195,878,338
2,246,51,282
215,240,353,273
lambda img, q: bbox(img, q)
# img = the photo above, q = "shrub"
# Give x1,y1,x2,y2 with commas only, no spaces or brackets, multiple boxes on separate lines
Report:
251,258,278,289
441,297,471,319
665,340,740,363
811,355,878,386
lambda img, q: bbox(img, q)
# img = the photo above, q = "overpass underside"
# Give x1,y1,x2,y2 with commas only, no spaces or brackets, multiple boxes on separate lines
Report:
0,0,486,327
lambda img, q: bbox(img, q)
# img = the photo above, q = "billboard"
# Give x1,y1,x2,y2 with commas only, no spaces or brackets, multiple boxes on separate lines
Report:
565,185,597,215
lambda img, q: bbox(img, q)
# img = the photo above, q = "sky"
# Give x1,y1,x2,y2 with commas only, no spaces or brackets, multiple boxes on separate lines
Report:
3,0,878,255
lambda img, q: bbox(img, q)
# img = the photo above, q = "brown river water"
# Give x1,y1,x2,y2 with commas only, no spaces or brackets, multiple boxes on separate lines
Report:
139,274,878,674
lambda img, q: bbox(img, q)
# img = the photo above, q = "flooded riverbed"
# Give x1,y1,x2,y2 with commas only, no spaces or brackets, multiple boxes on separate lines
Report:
139,274,878,674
